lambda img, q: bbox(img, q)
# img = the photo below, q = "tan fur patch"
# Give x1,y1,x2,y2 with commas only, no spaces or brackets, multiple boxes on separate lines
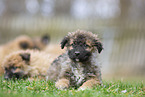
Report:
66,39,73,50
13,68,22,73
78,79,101,90
55,78,70,90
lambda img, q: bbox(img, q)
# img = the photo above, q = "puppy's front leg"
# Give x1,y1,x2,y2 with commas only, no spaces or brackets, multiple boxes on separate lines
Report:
55,78,70,90
78,79,101,90
55,66,71,90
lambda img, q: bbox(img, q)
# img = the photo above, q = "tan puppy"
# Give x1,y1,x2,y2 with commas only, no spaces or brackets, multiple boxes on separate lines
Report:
0,35,36,75
0,35,50,75
47,30,103,90
3,50,56,79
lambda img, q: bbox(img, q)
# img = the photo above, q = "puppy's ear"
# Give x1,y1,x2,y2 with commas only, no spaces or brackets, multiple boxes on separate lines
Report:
20,53,30,62
93,40,103,53
41,35,50,45
61,37,69,49
19,42,29,49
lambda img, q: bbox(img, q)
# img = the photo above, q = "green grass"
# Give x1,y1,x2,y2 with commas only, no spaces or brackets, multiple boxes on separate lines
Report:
0,77,144,97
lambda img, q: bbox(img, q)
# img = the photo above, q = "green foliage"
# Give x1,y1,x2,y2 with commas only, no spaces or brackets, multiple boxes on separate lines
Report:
0,77,144,97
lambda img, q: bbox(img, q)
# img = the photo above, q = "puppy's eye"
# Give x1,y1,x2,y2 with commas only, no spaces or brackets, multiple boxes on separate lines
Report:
20,42,29,49
84,44,90,48
71,44,74,46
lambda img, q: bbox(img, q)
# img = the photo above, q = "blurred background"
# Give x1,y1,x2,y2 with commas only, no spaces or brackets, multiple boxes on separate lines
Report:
0,0,145,80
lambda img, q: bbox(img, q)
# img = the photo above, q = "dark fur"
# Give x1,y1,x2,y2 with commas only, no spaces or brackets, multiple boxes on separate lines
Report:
41,35,50,45
4,66,25,80
19,53,30,62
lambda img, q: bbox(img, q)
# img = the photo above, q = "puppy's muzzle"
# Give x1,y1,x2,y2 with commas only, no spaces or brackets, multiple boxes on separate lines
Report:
4,70,24,80
68,49,91,62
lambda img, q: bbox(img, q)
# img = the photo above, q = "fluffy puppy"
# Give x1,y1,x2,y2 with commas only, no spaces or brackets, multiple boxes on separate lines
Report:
3,50,56,80
0,35,36,75
0,35,50,75
47,30,103,90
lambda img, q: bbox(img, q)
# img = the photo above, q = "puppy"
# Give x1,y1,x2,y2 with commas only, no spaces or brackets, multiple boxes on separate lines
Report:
0,35,50,75
0,35,36,75
47,30,103,90
3,50,56,80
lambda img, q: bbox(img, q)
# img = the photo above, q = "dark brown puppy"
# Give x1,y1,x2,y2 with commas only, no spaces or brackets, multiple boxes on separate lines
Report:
47,30,103,90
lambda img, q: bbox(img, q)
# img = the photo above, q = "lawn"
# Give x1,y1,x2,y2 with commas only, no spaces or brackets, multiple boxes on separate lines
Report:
0,76,144,97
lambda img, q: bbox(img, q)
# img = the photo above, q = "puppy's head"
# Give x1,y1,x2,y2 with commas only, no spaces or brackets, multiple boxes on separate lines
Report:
17,35,36,50
3,51,31,80
61,30,103,62
18,35,50,50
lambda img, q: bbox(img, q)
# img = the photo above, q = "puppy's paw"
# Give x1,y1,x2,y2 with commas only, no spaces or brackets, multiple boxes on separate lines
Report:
78,79,101,91
55,79,69,90
78,86,91,91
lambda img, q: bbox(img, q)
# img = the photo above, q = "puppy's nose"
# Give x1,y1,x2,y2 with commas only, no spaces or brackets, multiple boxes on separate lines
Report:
75,51,80,56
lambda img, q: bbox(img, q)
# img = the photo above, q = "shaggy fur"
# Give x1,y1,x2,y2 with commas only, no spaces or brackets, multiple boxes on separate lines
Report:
47,30,103,90
0,35,50,75
0,35,35,75
2,50,56,79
